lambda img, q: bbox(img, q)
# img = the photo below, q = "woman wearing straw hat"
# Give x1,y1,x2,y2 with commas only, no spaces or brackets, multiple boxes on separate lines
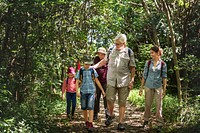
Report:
93,47,109,120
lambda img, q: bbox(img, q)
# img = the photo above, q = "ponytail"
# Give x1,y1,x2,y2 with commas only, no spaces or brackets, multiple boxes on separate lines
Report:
159,47,163,56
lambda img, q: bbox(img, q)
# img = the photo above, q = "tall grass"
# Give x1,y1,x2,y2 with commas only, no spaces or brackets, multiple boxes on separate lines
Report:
128,89,200,130
128,89,179,123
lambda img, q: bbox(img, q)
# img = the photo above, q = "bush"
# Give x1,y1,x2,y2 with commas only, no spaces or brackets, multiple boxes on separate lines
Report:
128,89,145,109
128,89,179,123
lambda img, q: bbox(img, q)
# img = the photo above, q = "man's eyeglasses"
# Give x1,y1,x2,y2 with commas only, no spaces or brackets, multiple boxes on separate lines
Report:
115,43,121,45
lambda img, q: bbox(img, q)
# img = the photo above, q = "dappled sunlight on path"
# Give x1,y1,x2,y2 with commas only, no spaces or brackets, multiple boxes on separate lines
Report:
48,96,160,133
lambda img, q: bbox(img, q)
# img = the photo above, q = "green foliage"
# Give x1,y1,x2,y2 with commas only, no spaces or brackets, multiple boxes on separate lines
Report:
0,0,199,132
129,88,200,128
178,54,200,99
128,89,145,109
129,89,180,123
178,96,200,125
136,44,153,71
162,95,179,123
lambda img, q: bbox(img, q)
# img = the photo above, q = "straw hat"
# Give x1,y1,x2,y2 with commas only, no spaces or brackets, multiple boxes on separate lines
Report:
97,47,106,54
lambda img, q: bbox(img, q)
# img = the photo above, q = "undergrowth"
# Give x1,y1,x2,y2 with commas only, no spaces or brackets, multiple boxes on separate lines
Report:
128,89,200,132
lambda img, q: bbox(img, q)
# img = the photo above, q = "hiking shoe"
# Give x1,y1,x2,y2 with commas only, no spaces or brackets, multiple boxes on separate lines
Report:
117,123,125,131
105,113,109,119
142,121,148,128
105,116,113,126
105,109,109,119
87,122,94,132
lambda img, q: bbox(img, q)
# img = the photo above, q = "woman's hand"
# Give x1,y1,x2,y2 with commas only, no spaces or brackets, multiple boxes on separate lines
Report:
162,89,166,98
102,91,106,97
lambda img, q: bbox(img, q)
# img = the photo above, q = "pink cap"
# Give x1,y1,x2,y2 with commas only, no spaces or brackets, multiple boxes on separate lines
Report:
67,67,75,74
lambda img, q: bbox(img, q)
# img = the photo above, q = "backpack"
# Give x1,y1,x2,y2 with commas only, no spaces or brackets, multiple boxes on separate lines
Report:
107,45,131,66
146,60,164,77
79,67,95,83
66,77,76,84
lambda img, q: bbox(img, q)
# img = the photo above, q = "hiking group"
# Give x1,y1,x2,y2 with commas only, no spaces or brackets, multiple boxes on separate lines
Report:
61,33,167,132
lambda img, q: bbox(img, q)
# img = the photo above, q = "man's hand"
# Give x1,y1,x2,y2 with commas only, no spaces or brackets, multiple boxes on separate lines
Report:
128,81,134,90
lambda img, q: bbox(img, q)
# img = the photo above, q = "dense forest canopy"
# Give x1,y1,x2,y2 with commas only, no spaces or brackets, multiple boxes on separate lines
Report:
0,0,199,132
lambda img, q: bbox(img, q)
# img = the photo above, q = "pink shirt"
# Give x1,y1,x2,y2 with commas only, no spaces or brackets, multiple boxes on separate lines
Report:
62,77,76,94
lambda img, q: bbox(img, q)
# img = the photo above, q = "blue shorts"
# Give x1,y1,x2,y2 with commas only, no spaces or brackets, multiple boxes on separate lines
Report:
80,93,95,110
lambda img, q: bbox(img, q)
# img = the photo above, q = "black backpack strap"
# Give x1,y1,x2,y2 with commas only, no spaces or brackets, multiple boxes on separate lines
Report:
89,68,95,81
66,77,76,84
80,68,83,81
107,45,115,61
146,60,151,78
66,77,68,84
90,68,94,74
80,68,95,81
128,48,131,57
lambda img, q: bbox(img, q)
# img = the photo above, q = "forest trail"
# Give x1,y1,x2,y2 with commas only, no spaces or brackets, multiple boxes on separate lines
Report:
48,96,161,133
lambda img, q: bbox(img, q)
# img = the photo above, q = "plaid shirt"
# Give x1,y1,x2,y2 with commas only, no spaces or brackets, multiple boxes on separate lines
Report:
75,67,98,94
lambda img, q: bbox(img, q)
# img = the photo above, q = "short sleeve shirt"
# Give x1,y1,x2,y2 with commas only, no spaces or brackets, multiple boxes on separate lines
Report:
107,47,136,87
75,68,99,94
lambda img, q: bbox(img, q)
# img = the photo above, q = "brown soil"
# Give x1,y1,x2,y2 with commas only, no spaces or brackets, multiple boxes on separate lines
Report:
49,98,161,133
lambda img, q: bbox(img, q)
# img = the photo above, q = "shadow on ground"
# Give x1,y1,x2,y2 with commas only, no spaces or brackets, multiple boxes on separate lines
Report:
46,99,199,133
46,99,161,133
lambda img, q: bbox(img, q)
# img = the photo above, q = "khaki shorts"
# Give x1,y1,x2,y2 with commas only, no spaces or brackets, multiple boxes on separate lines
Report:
106,84,130,106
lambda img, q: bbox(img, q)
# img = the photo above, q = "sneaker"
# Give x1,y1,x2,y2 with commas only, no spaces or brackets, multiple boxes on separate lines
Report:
105,115,113,126
85,121,89,129
142,121,148,128
117,123,125,131
87,122,94,132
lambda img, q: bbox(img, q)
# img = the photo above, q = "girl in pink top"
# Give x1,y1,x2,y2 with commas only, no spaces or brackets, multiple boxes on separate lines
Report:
62,67,76,119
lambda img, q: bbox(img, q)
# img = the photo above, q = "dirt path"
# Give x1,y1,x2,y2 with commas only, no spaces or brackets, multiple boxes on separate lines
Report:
49,96,161,133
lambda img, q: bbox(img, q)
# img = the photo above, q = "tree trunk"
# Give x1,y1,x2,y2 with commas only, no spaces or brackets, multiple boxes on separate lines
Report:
142,0,160,46
161,0,182,102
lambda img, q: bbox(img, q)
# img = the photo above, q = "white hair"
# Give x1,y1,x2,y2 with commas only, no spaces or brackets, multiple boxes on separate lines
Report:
114,34,127,44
